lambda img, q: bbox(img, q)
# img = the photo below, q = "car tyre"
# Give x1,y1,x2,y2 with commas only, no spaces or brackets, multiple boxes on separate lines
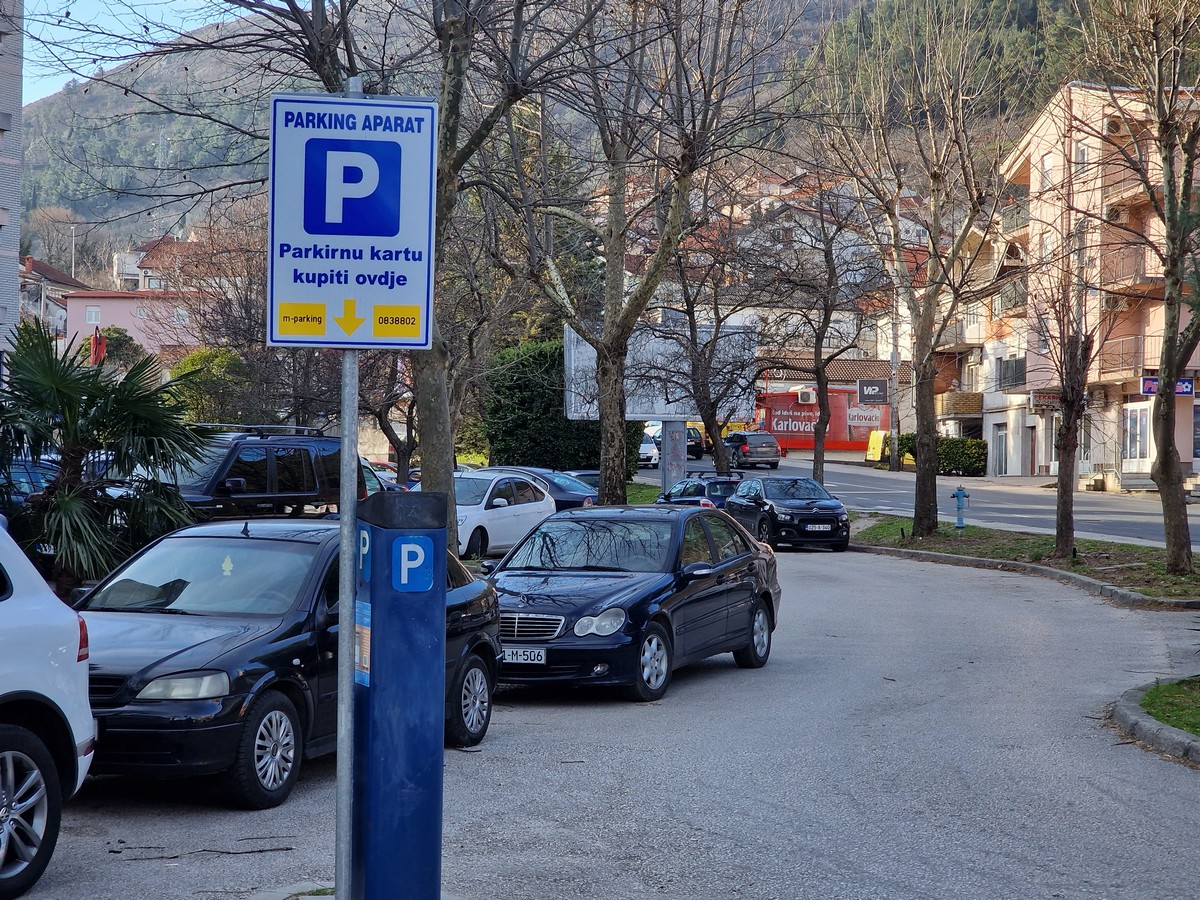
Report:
0,725,62,900
830,536,850,552
767,461,779,469
226,691,301,810
626,622,672,702
733,598,772,669
445,654,493,748
465,528,487,560
756,518,777,548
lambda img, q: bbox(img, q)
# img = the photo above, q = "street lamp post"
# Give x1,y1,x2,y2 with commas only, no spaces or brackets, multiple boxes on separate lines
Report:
71,225,77,278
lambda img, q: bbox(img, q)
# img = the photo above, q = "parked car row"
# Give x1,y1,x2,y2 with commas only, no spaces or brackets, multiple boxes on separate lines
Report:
2,447,793,896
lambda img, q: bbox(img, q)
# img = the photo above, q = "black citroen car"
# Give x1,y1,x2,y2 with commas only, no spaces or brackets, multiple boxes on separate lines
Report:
76,520,501,809
484,506,781,702
723,476,850,551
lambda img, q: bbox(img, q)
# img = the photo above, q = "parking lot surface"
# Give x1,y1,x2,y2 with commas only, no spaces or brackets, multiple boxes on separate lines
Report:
31,551,1200,899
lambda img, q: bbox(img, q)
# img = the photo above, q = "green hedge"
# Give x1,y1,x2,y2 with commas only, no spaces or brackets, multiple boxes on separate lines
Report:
886,433,988,477
483,340,641,475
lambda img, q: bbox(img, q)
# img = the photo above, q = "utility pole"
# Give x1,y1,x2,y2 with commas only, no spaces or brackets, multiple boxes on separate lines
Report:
71,225,77,278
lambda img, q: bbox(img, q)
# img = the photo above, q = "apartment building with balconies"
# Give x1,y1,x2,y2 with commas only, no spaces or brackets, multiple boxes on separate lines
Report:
993,83,1198,487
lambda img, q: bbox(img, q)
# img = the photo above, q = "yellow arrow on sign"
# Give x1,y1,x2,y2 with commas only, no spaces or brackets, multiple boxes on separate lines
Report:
333,298,364,335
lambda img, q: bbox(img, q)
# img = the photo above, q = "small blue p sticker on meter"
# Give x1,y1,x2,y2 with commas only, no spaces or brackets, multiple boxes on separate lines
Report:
391,536,434,593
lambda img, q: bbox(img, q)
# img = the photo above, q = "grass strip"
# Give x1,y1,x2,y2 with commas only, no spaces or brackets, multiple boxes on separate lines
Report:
1141,678,1200,738
853,515,1200,600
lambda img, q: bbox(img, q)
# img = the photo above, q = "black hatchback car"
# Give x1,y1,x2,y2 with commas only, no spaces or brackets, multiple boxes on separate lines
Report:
723,476,850,551
77,520,501,809
484,505,781,702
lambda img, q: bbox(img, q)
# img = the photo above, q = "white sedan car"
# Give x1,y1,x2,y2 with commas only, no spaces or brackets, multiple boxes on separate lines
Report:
1,530,95,898
638,433,660,468
421,471,556,558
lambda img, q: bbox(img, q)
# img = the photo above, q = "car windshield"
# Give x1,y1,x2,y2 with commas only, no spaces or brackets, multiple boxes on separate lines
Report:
763,479,831,501
504,518,674,573
452,476,491,506
81,536,321,616
641,436,655,447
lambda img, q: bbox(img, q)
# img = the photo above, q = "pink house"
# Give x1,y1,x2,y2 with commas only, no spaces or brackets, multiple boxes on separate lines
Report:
62,290,196,359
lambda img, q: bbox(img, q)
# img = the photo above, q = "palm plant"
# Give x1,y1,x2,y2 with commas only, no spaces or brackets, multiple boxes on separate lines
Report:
0,321,218,590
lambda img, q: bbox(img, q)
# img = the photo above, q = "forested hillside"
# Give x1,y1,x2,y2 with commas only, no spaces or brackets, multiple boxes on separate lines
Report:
20,0,1082,264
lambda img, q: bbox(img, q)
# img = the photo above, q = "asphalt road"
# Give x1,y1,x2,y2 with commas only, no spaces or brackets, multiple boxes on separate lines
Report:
31,552,1200,900
655,455,1193,546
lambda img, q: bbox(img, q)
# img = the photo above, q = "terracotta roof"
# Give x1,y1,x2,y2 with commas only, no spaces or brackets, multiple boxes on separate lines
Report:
21,257,92,290
761,352,913,382
61,289,188,302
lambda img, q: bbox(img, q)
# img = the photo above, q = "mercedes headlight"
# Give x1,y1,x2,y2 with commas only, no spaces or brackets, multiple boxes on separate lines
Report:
574,607,627,637
136,672,229,700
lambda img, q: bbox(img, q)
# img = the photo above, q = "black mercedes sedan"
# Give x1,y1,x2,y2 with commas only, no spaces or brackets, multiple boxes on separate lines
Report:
723,476,850,551
76,520,501,809
483,506,781,702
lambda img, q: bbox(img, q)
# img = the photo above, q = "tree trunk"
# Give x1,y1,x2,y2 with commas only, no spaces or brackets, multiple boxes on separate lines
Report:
699,407,729,475
410,324,457,548
813,364,829,484
911,357,939,537
1150,387,1193,574
1052,401,1082,559
596,346,629,505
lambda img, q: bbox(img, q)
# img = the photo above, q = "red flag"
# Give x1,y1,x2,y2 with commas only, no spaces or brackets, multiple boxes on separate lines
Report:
89,327,107,365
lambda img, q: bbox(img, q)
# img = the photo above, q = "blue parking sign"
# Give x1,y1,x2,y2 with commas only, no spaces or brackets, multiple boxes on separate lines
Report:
303,139,401,237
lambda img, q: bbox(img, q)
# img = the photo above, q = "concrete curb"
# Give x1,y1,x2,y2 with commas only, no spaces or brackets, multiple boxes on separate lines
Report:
851,543,1200,609
246,883,465,899
245,883,330,900
1111,680,1200,765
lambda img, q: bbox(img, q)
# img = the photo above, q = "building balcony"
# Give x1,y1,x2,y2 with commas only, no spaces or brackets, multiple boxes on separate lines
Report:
999,199,1029,237
993,279,1027,317
935,391,983,418
936,319,986,351
1097,333,1200,379
1101,245,1163,294
1097,335,1143,377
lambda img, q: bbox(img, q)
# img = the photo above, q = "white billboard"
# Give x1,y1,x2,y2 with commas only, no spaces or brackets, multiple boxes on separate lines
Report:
564,322,757,422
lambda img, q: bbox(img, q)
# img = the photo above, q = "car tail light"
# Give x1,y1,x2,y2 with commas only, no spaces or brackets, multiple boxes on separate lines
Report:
699,498,716,508
741,443,749,453
77,614,89,662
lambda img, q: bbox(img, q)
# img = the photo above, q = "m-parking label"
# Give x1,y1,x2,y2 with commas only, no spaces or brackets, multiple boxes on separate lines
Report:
267,93,438,349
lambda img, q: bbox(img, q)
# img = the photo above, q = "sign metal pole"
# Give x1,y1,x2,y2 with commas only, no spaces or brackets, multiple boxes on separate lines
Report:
334,74,365,900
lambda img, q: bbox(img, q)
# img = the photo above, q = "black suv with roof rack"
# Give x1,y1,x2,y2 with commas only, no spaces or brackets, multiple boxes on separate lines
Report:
146,425,390,519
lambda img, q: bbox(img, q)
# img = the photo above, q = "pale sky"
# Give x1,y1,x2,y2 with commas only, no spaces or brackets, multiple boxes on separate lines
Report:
22,1,207,105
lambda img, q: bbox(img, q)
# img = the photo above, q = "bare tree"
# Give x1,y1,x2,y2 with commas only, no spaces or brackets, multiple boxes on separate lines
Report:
746,172,882,483
1075,0,1200,573
517,0,801,503
810,0,1015,535
25,0,605,537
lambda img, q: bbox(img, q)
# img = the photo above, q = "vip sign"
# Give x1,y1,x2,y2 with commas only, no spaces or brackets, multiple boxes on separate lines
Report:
267,93,439,349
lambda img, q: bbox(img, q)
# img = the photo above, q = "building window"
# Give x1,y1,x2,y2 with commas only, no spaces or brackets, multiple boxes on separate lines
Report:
1122,407,1150,460
1038,231,1053,262
85,306,101,324
1074,141,1090,175
172,307,189,325
1038,153,1054,191
135,306,149,318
